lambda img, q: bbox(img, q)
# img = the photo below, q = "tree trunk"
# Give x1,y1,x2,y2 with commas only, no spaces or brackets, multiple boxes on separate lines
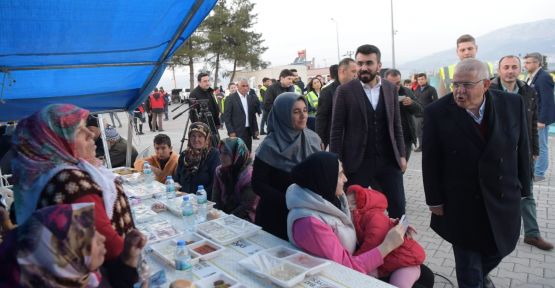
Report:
229,58,238,84
188,59,195,92
214,52,221,88
188,40,195,91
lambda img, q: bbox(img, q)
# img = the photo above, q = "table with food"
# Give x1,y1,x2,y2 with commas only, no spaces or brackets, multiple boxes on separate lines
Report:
112,167,394,288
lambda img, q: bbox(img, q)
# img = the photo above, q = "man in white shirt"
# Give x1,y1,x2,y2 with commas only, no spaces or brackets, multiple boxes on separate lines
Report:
330,44,407,219
223,78,260,151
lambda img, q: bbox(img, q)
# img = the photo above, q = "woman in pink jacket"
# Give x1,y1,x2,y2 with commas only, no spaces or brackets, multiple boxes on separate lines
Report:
286,152,434,288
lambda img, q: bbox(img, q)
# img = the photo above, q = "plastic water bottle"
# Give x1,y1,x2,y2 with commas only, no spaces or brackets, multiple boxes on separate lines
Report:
181,195,195,233
174,240,193,280
143,162,153,188
165,176,176,200
196,185,208,223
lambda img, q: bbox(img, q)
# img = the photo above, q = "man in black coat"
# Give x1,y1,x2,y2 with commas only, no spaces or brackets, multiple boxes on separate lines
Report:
490,55,553,251
384,69,422,162
223,79,260,151
316,59,357,149
264,69,295,112
330,44,407,218
423,59,531,287
188,72,221,128
413,73,438,151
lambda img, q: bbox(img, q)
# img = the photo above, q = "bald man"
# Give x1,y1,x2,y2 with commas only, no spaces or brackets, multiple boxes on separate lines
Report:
423,59,531,288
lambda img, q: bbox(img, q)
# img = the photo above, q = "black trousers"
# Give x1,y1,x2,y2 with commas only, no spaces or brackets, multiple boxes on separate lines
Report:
405,141,413,162
453,245,503,288
239,128,253,152
346,155,406,218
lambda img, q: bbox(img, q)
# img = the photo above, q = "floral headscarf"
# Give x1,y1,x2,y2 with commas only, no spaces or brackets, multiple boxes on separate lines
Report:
12,104,118,224
183,122,212,175
0,203,101,287
217,137,252,202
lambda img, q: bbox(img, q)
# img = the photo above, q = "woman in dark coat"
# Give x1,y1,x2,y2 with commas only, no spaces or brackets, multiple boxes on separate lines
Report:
174,122,220,199
252,92,322,240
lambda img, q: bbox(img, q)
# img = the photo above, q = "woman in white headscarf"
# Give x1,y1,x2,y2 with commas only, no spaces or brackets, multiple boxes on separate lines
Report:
252,92,322,240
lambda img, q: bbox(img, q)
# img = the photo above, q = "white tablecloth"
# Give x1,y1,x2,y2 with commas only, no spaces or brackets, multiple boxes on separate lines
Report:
135,196,393,288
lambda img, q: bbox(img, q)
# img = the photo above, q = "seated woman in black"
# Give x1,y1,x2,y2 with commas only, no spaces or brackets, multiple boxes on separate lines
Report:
252,92,322,240
174,122,220,199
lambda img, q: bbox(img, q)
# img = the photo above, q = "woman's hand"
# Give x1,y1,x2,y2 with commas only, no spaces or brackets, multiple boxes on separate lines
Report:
377,223,405,257
121,229,147,268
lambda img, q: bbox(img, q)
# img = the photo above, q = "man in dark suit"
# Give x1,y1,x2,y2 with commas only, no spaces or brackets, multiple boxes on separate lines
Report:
189,72,221,129
524,52,555,182
223,78,260,151
330,44,407,218
413,73,438,151
384,69,423,162
423,59,531,287
316,58,357,149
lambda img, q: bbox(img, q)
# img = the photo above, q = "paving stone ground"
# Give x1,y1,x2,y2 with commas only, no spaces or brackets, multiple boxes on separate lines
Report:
111,110,555,288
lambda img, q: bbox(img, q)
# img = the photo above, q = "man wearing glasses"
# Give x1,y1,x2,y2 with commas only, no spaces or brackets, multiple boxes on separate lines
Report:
423,59,531,288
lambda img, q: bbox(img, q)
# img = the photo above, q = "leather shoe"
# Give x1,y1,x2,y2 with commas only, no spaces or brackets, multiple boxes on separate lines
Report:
524,236,554,250
484,276,495,288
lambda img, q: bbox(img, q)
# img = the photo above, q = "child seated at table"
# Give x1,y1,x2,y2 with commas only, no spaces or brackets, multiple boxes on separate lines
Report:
346,185,425,288
134,134,179,183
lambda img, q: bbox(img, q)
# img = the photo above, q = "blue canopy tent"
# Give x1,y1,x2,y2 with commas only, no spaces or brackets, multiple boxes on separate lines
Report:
0,0,217,121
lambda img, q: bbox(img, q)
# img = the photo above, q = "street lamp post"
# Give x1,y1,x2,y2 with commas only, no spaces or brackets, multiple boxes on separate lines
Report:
331,18,340,63
390,0,396,68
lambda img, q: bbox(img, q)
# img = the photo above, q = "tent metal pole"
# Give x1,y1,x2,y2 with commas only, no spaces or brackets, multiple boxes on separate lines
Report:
97,115,112,169
134,0,204,108
126,112,134,167
1,61,156,72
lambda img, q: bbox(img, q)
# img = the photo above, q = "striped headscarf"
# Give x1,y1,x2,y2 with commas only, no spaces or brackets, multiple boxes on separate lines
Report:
12,104,89,222
11,105,120,224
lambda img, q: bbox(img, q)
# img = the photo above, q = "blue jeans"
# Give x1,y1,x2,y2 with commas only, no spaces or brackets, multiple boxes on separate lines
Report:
453,246,503,288
534,126,549,177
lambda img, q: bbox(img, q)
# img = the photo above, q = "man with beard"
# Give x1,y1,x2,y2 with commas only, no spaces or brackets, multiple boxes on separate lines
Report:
189,72,221,129
330,44,407,219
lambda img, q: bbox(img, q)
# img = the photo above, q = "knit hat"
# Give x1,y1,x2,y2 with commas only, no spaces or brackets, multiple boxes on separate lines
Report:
105,126,120,142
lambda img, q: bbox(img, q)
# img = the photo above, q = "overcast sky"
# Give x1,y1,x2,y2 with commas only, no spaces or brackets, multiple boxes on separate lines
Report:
159,0,554,89
251,0,554,68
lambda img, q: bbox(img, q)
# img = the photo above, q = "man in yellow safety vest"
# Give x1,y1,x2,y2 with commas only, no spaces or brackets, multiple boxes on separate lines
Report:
438,34,494,97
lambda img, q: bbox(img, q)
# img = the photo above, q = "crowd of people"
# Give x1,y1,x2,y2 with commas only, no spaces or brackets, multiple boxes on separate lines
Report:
0,33,554,288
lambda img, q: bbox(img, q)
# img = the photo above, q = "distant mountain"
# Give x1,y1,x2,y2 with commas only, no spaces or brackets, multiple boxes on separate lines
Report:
400,19,555,72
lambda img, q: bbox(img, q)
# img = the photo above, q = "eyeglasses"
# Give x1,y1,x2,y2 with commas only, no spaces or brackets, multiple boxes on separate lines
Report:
452,79,484,90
